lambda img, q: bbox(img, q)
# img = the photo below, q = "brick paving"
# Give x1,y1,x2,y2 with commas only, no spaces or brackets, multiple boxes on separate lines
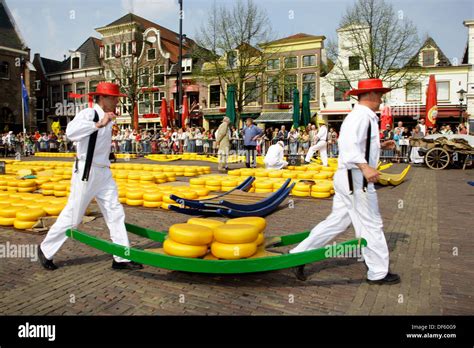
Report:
0,158,473,315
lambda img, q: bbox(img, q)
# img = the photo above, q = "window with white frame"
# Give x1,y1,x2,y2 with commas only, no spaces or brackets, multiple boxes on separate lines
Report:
422,50,435,67
63,84,73,102
111,44,116,58
105,69,116,82
105,45,111,59
138,93,151,114
267,76,279,103
122,97,131,115
139,67,150,87
147,48,156,61
76,82,86,103
182,58,192,72
302,73,316,100
153,91,166,113
71,57,80,70
34,80,41,91
436,81,450,101
406,82,421,101
153,65,165,86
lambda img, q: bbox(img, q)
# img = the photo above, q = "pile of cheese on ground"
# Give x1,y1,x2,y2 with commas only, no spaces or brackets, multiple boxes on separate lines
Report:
163,217,266,260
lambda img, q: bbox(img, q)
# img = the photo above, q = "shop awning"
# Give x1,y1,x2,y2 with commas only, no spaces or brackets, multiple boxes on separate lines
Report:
204,113,260,120
254,112,293,123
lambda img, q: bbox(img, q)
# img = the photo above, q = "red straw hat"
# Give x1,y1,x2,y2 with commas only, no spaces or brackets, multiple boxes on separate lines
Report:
345,78,392,97
88,82,127,97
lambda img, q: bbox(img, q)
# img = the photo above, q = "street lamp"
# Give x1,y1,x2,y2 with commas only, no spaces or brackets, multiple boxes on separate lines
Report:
457,88,466,125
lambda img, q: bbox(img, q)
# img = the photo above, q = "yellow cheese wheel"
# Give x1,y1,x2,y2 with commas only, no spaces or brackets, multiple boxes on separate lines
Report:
16,208,45,221
17,187,36,193
311,191,331,198
43,204,65,216
163,239,208,258
187,218,224,230
221,180,238,187
10,200,28,207
213,224,259,244
294,182,311,192
182,191,198,200
162,195,176,204
143,201,161,208
14,219,37,229
26,203,44,210
17,180,36,188
194,188,210,196
0,217,15,226
126,191,143,200
119,197,127,204
169,223,214,246
189,178,206,185
42,189,54,196
0,206,25,218
143,192,163,202
211,241,257,260
226,217,266,232
282,172,297,179
313,173,329,180
255,181,273,189
126,199,143,206
53,184,67,191
140,175,154,181
312,184,332,193
255,232,264,246
205,185,221,192
54,191,67,197
267,171,283,178
291,189,310,197
297,172,314,180
320,171,334,178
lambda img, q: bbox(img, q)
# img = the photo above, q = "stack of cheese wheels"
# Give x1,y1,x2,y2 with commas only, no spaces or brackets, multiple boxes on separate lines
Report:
143,191,163,208
163,223,214,258
291,182,311,197
14,208,45,229
0,205,25,226
311,180,333,198
211,217,266,260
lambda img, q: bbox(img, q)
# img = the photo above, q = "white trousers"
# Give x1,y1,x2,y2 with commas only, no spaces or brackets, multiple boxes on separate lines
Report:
265,160,288,170
290,169,389,281
305,141,328,166
40,161,131,263
410,147,424,164
217,147,229,170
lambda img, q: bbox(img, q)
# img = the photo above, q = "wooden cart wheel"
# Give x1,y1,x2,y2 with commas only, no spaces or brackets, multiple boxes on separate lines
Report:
425,147,450,170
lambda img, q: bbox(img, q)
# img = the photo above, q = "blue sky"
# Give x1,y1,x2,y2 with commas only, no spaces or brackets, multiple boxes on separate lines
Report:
7,0,474,63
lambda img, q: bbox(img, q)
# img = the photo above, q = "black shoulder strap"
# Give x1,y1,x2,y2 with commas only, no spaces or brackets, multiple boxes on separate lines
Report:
82,110,99,181
362,121,372,191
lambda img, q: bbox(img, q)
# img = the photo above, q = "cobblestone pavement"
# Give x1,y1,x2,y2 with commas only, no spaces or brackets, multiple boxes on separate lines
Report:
0,158,473,315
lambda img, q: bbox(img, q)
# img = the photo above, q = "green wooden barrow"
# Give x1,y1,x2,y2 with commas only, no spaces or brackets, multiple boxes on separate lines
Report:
66,222,367,274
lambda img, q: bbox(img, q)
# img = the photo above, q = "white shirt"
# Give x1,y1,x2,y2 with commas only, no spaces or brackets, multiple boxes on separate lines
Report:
337,104,381,170
66,104,112,167
264,144,284,166
316,125,328,143
419,124,426,135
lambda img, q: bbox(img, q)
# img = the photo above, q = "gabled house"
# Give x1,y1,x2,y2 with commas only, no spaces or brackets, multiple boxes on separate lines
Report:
32,36,103,130
0,0,36,132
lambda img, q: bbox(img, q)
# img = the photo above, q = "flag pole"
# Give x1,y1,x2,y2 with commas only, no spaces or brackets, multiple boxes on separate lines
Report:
21,74,26,134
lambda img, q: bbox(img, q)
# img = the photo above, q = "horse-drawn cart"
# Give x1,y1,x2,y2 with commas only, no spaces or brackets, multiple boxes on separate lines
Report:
410,134,474,170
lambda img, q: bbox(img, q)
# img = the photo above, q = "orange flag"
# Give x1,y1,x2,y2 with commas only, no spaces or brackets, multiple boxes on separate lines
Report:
425,75,438,128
